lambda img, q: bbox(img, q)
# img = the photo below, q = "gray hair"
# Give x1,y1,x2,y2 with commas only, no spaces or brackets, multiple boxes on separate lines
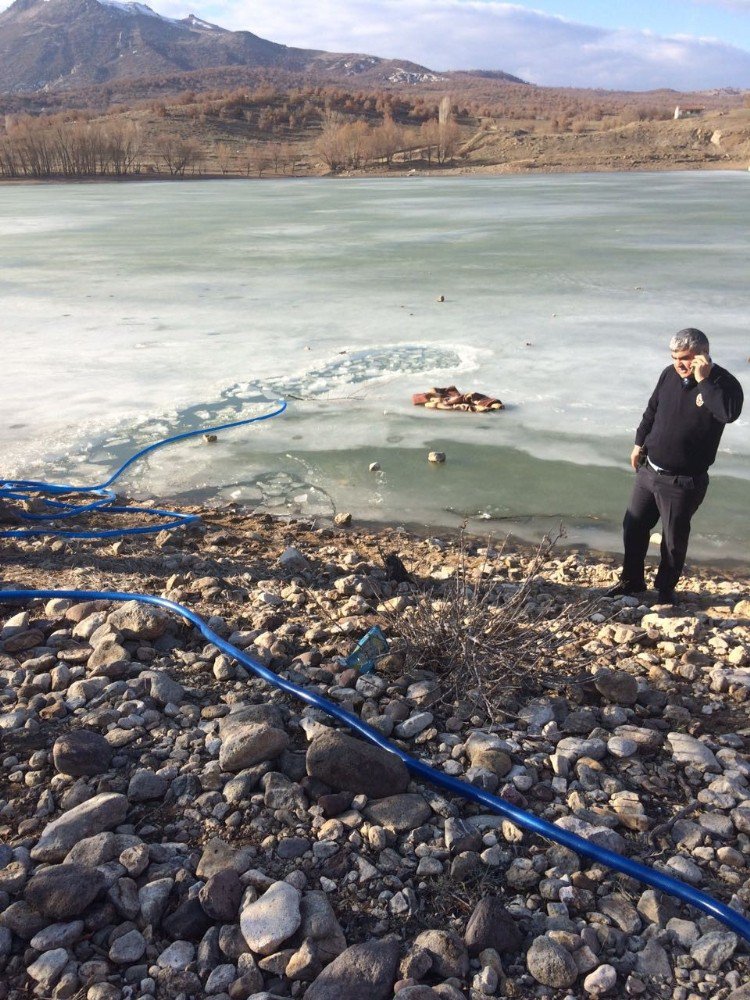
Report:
670,327,709,354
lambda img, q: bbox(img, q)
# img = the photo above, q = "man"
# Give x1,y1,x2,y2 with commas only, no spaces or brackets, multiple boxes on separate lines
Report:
609,328,743,602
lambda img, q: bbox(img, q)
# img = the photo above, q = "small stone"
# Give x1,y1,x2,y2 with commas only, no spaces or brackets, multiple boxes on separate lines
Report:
364,794,431,833
157,940,195,971
635,939,672,980
583,964,617,995
219,705,289,772
205,963,237,994
464,897,523,956
30,920,85,951
278,547,309,571
667,732,721,773
109,928,146,964
607,737,638,758
428,451,446,464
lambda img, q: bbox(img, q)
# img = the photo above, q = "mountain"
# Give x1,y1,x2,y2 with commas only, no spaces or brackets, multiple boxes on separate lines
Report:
0,0,454,93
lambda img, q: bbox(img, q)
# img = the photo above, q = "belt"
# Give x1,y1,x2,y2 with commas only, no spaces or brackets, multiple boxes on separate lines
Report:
646,457,679,476
646,457,703,482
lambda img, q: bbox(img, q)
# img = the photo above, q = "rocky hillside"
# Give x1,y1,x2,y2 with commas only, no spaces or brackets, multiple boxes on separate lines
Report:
0,0,448,93
1,509,749,998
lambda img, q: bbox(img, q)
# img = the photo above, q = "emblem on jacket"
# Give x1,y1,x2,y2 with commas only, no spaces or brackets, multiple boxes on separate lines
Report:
696,394,704,407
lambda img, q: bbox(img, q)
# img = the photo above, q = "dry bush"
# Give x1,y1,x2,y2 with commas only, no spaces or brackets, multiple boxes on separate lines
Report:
377,530,598,722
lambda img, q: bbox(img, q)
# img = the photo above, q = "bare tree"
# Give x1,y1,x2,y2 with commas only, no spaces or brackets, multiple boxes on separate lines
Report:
153,134,201,177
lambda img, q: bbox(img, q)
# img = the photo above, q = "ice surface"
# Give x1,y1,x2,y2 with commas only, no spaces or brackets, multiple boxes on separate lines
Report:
1,175,748,558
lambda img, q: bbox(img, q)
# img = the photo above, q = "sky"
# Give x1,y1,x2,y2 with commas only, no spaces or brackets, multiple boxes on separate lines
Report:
6,0,750,89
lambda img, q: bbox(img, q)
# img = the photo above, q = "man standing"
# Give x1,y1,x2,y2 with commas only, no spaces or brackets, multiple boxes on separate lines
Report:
610,328,743,602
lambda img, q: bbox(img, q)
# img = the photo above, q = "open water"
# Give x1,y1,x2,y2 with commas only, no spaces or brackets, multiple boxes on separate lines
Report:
1,173,748,561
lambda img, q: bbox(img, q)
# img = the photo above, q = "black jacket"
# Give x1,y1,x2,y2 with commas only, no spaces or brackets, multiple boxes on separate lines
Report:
635,363,744,476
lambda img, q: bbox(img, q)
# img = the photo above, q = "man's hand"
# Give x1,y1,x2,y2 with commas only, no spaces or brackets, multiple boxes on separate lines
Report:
630,446,644,471
692,354,712,382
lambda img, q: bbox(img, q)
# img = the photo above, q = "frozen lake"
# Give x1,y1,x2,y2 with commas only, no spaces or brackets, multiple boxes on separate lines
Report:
1,173,748,561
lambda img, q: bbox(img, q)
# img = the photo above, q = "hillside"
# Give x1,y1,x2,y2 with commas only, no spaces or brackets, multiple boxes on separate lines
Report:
1,81,748,181
0,0,453,93
0,0,747,180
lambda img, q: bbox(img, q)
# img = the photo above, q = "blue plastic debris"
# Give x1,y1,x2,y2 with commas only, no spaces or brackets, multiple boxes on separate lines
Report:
343,626,389,674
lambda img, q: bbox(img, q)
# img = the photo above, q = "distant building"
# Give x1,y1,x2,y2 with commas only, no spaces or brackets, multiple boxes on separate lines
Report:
674,106,705,120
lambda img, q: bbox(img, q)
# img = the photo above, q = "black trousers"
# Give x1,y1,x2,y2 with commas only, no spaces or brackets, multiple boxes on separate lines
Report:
621,464,708,592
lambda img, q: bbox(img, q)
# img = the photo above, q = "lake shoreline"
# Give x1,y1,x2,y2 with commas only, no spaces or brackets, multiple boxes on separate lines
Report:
1,159,748,186
1,506,749,995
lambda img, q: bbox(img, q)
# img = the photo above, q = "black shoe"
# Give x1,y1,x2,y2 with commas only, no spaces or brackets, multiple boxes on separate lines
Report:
656,589,676,605
606,581,646,598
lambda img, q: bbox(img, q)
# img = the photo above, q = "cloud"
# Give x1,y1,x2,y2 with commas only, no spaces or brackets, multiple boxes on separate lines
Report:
693,0,750,10
150,0,750,90
4,0,749,89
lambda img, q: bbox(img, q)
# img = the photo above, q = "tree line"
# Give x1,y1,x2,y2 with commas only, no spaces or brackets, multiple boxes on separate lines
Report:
0,107,465,179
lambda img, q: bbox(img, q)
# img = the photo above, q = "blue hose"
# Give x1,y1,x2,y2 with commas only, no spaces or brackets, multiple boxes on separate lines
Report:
2,586,749,943
0,400,287,539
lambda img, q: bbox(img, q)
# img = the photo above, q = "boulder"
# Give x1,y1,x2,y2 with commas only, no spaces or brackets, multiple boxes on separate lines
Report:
25,864,105,919
306,730,409,799
52,731,113,777
304,936,400,1000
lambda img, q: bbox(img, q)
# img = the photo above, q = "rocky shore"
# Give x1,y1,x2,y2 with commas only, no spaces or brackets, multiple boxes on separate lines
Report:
1,506,749,1000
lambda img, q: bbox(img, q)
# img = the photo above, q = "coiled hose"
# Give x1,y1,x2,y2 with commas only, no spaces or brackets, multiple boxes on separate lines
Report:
0,400,287,539
2,586,749,943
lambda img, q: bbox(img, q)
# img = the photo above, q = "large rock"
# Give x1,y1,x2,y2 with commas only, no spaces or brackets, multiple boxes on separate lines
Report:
364,794,431,833
128,769,168,801
464,897,524,956
667,732,721,773
412,930,468,979
594,668,638,705
199,869,243,921
526,935,578,988
304,936,400,1000
196,837,255,879
298,891,347,963
87,639,130,673
31,793,129,862
219,705,289,772
306,730,409,799
52,730,113,777
140,670,185,707
690,932,738,972
108,601,169,639
25,864,105,919
26,949,69,990
240,880,302,956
